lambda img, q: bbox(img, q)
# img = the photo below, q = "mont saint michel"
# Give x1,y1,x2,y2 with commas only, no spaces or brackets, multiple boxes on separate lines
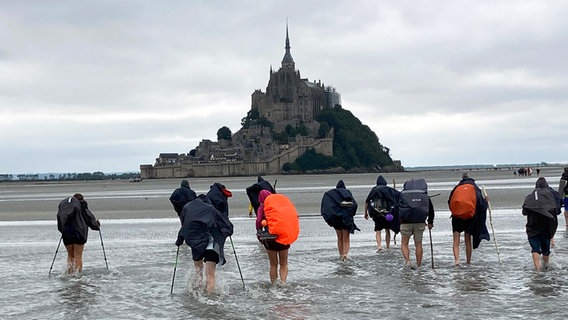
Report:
140,26,399,179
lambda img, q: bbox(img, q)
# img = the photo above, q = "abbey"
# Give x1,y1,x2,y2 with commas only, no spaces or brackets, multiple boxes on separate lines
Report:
252,25,340,132
140,25,337,179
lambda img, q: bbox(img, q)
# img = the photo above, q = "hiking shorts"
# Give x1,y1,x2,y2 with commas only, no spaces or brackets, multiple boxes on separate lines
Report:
192,235,220,263
528,235,551,256
63,236,86,246
372,217,390,231
400,223,425,242
262,239,290,252
451,217,474,233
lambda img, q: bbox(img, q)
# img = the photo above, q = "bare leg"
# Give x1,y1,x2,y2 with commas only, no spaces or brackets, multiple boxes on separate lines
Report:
385,230,391,250
415,241,423,268
401,235,411,265
336,229,350,260
375,231,382,251
65,244,76,274
267,249,278,283
278,249,289,283
543,254,550,268
341,230,350,260
335,229,344,258
65,244,85,273
564,210,568,230
193,260,204,289
464,232,472,265
452,232,461,266
205,261,216,294
73,244,84,272
531,252,541,271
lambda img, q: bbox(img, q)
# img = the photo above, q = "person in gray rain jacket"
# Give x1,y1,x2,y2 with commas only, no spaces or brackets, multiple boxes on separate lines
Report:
57,193,100,273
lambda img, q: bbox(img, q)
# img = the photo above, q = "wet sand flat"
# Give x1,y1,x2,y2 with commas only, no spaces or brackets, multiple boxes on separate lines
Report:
0,165,565,221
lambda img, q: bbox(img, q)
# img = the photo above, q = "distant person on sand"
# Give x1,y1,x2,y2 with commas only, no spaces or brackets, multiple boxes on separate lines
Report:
397,178,435,269
256,190,300,284
522,177,562,271
559,167,568,230
448,173,490,266
169,180,197,220
56,193,100,273
364,175,400,252
175,194,233,294
321,180,360,261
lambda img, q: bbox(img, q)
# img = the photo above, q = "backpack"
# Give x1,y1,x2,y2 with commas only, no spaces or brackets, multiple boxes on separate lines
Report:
398,179,430,223
369,189,394,220
449,183,477,220
263,193,300,245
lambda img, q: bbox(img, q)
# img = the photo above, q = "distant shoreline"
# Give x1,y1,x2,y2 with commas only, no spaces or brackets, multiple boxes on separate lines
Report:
2,162,566,182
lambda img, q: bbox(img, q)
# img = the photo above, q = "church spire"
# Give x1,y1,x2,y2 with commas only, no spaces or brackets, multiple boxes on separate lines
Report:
281,20,295,69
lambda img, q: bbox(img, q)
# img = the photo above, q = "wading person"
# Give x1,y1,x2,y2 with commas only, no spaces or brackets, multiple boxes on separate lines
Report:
558,167,568,230
321,180,360,261
256,190,299,284
397,178,434,269
364,175,400,252
56,193,100,274
175,194,233,294
522,177,562,271
169,179,197,220
448,173,489,266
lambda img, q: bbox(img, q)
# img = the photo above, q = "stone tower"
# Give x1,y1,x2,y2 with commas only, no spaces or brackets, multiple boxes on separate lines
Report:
251,23,340,133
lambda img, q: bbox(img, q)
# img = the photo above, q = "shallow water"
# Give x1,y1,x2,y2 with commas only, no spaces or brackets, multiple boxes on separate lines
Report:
1,172,568,319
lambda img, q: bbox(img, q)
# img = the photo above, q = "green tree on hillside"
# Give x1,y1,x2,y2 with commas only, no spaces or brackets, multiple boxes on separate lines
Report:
217,126,232,141
317,105,393,170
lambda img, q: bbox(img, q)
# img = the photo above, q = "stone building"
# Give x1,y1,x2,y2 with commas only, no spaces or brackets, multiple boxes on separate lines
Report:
251,24,340,132
140,24,337,179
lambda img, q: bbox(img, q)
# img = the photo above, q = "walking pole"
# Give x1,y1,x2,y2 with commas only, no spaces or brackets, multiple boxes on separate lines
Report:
98,228,109,271
49,236,63,276
428,228,434,269
482,185,501,263
170,246,180,294
229,236,246,290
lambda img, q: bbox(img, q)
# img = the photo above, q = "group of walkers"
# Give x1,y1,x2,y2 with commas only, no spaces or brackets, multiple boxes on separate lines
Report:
54,167,568,293
321,170,567,272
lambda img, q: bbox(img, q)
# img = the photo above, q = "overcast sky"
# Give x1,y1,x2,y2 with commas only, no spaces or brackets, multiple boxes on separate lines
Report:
1,0,567,174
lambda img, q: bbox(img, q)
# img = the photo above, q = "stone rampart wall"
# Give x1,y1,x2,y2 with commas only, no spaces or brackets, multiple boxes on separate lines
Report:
140,138,332,179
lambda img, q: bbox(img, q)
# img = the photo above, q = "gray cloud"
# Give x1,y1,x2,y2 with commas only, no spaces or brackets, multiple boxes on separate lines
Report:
1,0,567,173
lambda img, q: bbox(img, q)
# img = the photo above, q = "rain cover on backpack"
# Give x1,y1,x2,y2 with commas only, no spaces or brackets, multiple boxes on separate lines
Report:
398,178,429,223
449,184,477,220
264,193,300,245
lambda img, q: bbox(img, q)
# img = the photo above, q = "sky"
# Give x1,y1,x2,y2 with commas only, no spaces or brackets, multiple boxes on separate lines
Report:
1,0,567,174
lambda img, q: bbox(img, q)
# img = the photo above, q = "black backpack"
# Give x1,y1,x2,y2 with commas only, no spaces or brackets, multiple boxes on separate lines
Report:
398,178,429,223
368,186,395,219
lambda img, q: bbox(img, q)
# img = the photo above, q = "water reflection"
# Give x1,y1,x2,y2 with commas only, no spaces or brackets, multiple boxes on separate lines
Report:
451,267,491,293
57,275,99,320
527,271,566,297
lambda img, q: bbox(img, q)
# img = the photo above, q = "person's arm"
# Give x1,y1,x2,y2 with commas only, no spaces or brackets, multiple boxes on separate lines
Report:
84,208,100,231
364,201,369,220
175,229,184,246
255,204,265,230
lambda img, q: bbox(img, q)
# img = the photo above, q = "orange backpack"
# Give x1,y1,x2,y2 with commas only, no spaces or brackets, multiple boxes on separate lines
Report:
449,184,477,219
264,194,300,245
